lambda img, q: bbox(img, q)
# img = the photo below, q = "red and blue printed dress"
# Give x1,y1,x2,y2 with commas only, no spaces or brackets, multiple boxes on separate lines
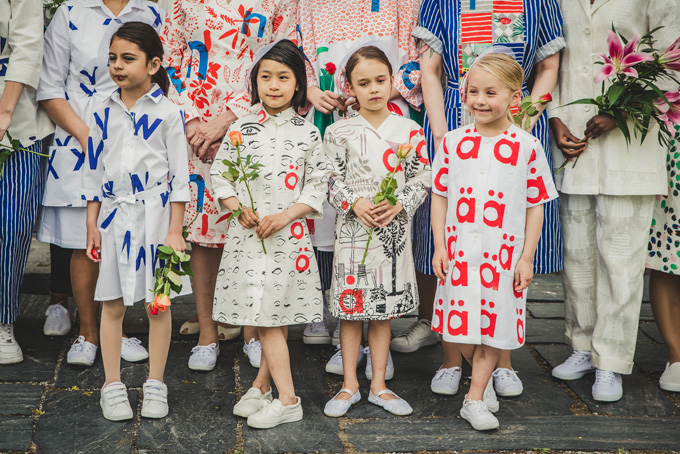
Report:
431,124,557,349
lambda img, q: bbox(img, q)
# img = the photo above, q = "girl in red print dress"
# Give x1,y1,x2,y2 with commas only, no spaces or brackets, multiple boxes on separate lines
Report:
430,52,557,431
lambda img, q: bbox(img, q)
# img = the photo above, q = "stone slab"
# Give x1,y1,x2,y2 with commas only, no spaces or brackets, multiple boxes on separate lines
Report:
535,344,680,417
525,318,565,343
0,416,33,451
527,302,565,319
137,391,237,454
527,272,564,302
640,321,665,343
0,327,65,383
0,383,43,415
34,389,137,454
344,415,680,451
635,332,670,376
242,390,343,454
162,340,236,391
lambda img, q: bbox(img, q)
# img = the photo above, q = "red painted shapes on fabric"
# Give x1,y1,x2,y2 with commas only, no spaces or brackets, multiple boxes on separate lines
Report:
528,148,537,164
432,298,444,334
446,226,457,261
447,299,468,336
527,176,550,204
456,135,481,160
451,252,468,287
383,148,404,172
305,219,315,235
285,164,299,190
456,187,475,223
201,213,209,235
339,289,364,314
434,167,448,193
480,303,498,338
346,275,355,285
499,233,515,271
290,222,304,239
295,248,310,272
387,102,403,116
493,138,520,166
516,308,525,344
483,190,505,228
416,139,429,164
480,261,500,290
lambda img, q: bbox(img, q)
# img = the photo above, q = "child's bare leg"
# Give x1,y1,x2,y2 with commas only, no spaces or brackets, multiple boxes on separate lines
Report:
458,343,475,365
367,319,396,400
147,306,172,382
251,326,281,393
71,249,100,344
100,298,125,385
258,326,295,405
190,244,220,346
244,325,259,343
467,345,501,401
336,320,362,400
442,341,463,368
496,350,513,369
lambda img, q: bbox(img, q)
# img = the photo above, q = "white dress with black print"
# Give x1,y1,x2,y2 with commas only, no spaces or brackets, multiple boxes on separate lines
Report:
211,106,329,327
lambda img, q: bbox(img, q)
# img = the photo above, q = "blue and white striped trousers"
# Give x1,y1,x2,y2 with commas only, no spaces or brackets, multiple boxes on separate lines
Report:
1,142,44,324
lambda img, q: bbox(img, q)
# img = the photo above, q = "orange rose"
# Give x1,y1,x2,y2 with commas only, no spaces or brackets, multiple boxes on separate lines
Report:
228,131,243,147
397,143,413,159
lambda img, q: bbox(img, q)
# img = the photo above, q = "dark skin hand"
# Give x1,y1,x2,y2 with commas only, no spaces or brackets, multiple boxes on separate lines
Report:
549,117,588,160
583,113,617,141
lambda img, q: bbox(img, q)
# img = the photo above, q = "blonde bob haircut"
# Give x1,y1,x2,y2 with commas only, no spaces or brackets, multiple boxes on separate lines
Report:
470,52,524,94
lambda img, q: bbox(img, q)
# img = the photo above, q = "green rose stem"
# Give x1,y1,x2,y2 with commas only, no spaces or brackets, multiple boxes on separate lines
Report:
0,132,50,177
233,141,267,254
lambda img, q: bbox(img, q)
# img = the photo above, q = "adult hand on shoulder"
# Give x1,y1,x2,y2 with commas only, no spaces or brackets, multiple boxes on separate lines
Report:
549,117,587,161
353,197,380,229
238,207,260,229
584,113,616,141
513,259,533,292
371,200,403,227
256,212,290,240
308,86,345,114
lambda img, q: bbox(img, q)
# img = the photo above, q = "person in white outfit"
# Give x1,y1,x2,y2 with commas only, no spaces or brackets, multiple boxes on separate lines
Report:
549,0,680,402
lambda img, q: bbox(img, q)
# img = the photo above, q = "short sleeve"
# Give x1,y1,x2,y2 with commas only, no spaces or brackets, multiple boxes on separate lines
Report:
525,139,558,207
397,125,431,220
37,4,70,101
165,108,191,202
5,0,44,89
412,0,444,56
535,0,566,63
431,133,450,197
325,127,361,218
82,110,105,201
295,126,329,219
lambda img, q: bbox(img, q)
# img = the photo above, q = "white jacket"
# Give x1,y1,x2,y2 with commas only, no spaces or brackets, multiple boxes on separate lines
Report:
550,0,679,195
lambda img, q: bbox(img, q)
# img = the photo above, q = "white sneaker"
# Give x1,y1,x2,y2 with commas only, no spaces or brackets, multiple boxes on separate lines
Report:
592,369,623,402
243,338,262,368
483,377,499,413
552,350,596,380
233,387,273,417
303,321,331,345
331,322,340,346
325,344,366,375
121,337,149,362
100,382,133,421
67,336,97,366
460,397,499,431
247,397,303,429
0,323,23,365
660,362,680,392
364,346,394,380
493,368,523,397
188,343,219,371
430,366,462,395
43,304,71,336
390,319,439,353
141,379,168,418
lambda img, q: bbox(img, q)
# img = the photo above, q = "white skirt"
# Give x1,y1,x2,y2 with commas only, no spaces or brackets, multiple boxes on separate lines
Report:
37,206,87,249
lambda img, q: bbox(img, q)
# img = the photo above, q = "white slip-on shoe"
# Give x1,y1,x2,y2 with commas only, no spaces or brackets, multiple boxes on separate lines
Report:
141,379,168,418
390,319,439,353
460,396,499,431
247,397,303,429
364,346,394,380
303,321,331,345
233,387,273,417
121,337,149,362
324,388,361,417
243,338,262,368
552,350,596,380
592,369,623,402
100,382,133,421
331,322,340,346
431,366,462,395
325,344,366,375
660,362,680,392
483,377,499,413
43,304,71,336
67,336,97,367
188,343,219,371
493,368,524,397
0,323,23,365
368,389,413,416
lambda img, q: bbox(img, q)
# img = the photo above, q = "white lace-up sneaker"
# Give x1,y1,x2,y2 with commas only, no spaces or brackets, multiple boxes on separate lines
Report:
100,382,133,421
460,397,499,431
0,323,23,365
364,346,394,380
493,368,524,397
188,343,219,371
325,344,366,375
243,338,262,368
331,322,340,346
660,362,680,392
552,350,596,380
121,337,149,362
592,369,623,402
390,319,439,353
141,379,169,418
67,336,97,366
43,304,71,336
302,321,331,345
430,366,462,395
483,377,499,413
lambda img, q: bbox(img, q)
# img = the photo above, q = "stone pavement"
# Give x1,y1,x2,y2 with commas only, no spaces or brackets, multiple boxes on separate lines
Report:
1,240,679,454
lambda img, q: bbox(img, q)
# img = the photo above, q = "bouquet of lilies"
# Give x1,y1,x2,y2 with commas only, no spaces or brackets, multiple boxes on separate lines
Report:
0,132,50,177
360,143,412,266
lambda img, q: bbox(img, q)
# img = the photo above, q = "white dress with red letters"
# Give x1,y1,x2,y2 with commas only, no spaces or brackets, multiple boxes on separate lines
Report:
431,124,557,349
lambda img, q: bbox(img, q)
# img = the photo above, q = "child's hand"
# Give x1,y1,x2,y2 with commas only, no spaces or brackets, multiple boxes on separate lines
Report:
353,198,380,228
85,228,101,263
432,247,449,282
256,212,290,240
513,259,534,292
371,200,403,227
164,231,186,253
238,207,260,229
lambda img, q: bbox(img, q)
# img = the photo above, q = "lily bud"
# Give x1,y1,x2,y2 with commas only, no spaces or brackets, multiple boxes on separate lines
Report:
228,131,243,147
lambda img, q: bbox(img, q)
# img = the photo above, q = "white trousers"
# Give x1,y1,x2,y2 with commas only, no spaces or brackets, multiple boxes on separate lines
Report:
560,193,655,374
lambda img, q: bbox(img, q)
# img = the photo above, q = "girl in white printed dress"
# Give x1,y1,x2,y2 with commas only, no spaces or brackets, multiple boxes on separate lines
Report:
83,23,190,421
210,40,328,429
323,47,430,418
430,53,557,431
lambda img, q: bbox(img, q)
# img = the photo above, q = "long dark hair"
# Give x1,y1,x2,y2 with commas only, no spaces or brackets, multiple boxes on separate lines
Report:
110,22,169,95
249,40,308,112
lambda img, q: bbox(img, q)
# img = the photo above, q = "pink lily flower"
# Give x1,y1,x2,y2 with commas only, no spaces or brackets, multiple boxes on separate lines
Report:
654,91,680,130
660,37,680,72
594,31,654,83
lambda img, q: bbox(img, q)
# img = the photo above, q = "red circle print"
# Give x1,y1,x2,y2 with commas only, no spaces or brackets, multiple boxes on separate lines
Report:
341,201,349,210
285,172,299,190
346,275,355,285
290,222,304,239
296,254,310,272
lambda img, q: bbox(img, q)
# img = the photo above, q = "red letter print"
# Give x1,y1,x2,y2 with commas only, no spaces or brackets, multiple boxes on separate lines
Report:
446,226,457,261
480,299,497,337
527,175,550,204
456,135,481,160
516,308,525,344
483,190,505,228
451,251,468,287
295,248,310,272
383,148,403,172
339,289,364,315
456,187,475,223
290,222,304,239
447,299,468,336
434,166,448,193
493,138,520,166
285,164,299,190
432,298,444,334
480,262,500,291
498,233,515,271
